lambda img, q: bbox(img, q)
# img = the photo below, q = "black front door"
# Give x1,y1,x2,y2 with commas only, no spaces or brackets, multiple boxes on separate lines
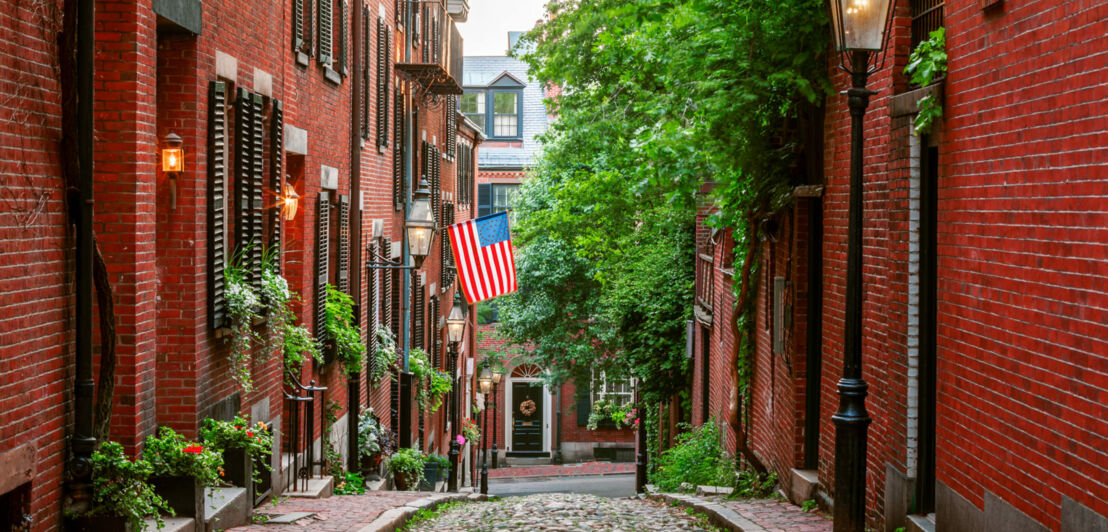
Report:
511,382,543,453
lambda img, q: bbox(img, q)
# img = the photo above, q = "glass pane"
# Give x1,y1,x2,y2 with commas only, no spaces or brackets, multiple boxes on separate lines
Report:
493,115,518,137
493,92,517,113
460,92,484,114
465,113,485,133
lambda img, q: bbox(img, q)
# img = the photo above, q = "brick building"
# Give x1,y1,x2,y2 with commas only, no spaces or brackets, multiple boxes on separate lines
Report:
690,2,1108,532
463,35,636,466
0,0,479,529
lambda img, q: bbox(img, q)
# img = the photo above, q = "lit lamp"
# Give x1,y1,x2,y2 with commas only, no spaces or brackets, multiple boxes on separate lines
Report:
281,183,300,221
162,133,184,209
827,1,894,531
479,366,493,495
446,292,467,344
406,177,436,268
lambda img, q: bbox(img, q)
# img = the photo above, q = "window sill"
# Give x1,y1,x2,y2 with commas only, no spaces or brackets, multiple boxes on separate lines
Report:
324,67,342,85
296,51,310,67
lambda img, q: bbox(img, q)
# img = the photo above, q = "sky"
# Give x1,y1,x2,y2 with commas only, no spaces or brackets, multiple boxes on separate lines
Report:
456,0,548,57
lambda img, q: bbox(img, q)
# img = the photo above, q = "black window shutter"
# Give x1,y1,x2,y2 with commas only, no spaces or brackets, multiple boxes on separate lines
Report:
442,203,455,286
430,296,439,367
234,89,254,280
208,81,228,330
315,192,331,350
412,280,424,350
477,183,491,217
337,194,350,293
293,0,304,52
249,93,265,283
366,241,378,378
576,392,592,426
375,17,385,146
318,0,333,65
269,100,284,260
431,146,440,223
393,92,404,208
339,0,348,76
446,96,456,158
388,239,401,339
360,7,371,139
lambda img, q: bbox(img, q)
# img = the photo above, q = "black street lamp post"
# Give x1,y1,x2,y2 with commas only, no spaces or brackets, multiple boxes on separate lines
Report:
446,292,467,493
491,369,502,469
827,1,894,531
479,367,493,495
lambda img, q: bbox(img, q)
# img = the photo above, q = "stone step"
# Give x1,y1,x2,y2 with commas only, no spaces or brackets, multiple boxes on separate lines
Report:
790,468,819,505
285,476,334,499
907,513,936,532
143,516,195,532
204,486,250,531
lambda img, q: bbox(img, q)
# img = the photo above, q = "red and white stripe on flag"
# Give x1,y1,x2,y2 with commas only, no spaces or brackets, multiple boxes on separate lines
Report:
447,211,517,304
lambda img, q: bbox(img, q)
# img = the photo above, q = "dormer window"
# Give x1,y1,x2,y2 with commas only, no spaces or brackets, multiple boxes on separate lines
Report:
463,71,525,140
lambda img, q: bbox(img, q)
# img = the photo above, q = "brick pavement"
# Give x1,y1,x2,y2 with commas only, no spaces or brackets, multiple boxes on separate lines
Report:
703,495,832,532
228,491,424,531
487,461,635,479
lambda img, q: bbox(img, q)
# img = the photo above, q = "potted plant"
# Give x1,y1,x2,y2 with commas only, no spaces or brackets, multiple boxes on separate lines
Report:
387,448,425,491
66,441,172,532
421,454,451,490
199,416,273,495
357,410,394,479
325,284,367,372
143,427,223,519
461,418,480,446
409,348,452,412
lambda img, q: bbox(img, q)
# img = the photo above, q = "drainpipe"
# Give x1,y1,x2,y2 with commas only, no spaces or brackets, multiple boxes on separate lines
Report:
70,0,97,508
347,1,364,472
553,386,562,464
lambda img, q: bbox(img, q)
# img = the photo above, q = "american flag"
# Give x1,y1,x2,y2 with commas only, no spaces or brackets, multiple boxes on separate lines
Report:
447,211,518,304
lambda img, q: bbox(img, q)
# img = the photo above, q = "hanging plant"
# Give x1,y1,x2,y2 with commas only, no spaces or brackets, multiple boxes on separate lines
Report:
325,284,366,374
224,257,261,393
408,348,452,412
905,27,947,136
258,249,293,361
369,325,400,384
283,321,321,383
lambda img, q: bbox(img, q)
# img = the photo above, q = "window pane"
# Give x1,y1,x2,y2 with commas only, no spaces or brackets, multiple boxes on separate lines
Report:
491,184,519,214
493,92,517,113
461,92,484,114
465,113,485,133
493,114,518,137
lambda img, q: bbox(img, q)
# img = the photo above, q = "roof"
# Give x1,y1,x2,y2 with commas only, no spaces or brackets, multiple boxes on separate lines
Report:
462,55,549,169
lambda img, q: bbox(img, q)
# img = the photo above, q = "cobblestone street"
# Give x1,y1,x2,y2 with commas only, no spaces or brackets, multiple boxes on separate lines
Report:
405,493,716,531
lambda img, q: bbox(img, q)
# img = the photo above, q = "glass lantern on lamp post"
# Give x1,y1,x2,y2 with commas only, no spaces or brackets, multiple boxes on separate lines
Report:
827,1,894,531
405,177,435,268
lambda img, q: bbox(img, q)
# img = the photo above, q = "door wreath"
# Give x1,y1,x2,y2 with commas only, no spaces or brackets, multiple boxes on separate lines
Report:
519,399,537,416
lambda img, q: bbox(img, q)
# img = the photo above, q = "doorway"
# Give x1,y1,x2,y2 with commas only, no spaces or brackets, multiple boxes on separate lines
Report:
915,140,938,514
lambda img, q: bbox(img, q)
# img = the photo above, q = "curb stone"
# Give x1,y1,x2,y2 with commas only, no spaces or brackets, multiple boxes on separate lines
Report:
648,492,766,532
356,492,486,532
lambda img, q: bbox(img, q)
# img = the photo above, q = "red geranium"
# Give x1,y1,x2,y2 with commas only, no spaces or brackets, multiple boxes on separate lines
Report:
183,444,204,454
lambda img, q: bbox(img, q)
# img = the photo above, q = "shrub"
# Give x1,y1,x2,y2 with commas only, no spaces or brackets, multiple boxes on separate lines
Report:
82,441,172,531
387,448,426,490
143,426,224,487
649,420,732,492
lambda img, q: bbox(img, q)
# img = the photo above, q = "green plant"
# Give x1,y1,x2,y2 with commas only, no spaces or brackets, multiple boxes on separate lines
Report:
426,453,450,471
332,471,366,495
142,426,224,487
905,27,947,135
801,498,818,513
587,399,639,431
357,410,385,460
387,448,426,490
258,249,292,361
325,284,366,373
398,500,468,531
224,254,262,392
282,321,321,383
78,441,172,531
369,325,399,384
409,348,452,412
199,416,273,484
649,420,733,492
460,418,480,445
732,468,778,499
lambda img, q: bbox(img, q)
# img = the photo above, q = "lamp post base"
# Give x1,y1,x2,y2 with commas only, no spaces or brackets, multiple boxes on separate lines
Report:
448,440,460,492
491,443,498,469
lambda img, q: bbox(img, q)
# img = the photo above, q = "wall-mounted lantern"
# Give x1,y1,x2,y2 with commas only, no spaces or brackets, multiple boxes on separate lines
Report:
162,132,184,209
281,183,300,221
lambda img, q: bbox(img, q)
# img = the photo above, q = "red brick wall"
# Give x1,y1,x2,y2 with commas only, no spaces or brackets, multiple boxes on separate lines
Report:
0,3,67,528
932,1,1108,528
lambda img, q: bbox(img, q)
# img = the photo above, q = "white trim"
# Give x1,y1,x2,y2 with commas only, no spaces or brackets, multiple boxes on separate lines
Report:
503,376,553,455
906,132,922,476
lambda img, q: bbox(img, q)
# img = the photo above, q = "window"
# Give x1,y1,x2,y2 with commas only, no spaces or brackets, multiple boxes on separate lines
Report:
492,92,519,138
491,184,518,214
592,372,633,406
460,92,485,133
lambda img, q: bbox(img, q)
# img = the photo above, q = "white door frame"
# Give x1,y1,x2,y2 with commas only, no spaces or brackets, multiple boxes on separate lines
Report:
503,377,553,454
